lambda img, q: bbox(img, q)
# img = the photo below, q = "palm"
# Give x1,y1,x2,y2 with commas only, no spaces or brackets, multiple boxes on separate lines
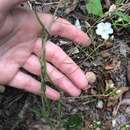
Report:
0,8,40,84
0,3,91,100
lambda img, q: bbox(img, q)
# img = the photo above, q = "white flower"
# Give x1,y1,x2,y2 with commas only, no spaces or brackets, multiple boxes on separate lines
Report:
96,22,113,40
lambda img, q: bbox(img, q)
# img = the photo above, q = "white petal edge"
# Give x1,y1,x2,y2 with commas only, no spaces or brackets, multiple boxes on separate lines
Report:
101,33,109,40
107,28,113,34
105,22,112,28
96,28,103,35
97,22,105,29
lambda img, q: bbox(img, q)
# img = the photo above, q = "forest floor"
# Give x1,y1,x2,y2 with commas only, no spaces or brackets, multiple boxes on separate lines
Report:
0,0,130,130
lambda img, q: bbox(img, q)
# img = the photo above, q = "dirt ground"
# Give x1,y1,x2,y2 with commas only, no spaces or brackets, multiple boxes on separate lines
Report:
0,0,130,130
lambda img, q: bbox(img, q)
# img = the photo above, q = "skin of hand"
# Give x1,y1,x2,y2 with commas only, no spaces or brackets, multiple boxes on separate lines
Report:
0,0,91,100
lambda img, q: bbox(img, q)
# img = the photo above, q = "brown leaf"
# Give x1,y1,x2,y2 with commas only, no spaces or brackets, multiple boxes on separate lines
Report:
65,0,78,14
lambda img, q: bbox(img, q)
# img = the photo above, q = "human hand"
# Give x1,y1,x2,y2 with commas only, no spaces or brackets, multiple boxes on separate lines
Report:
0,0,91,100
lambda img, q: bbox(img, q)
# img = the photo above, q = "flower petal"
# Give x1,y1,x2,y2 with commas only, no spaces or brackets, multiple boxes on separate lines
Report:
101,33,109,40
107,28,113,34
105,22,112,28
96,22,113,39
96,28,102,35
97,22,105,29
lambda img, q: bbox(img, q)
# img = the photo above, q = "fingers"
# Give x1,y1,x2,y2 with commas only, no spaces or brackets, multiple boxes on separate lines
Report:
47,63,81,96
8,71,60,100
23,55,41,76
23,55,81,96
34,39,88,90
0,0,25,12
0,1,91,46
1,2,91,46
36,13,91,46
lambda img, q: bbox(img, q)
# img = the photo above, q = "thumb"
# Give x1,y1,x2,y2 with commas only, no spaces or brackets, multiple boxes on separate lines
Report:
0,0,25,12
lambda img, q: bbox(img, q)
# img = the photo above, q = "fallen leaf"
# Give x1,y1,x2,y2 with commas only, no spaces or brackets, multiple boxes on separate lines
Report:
86,71,97,84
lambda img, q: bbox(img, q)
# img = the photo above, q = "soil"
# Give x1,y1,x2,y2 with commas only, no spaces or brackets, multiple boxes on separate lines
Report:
0,0,130,130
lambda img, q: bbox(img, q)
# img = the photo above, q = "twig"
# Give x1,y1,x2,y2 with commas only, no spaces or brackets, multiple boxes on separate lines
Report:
33,0,65,129
112,96,122,117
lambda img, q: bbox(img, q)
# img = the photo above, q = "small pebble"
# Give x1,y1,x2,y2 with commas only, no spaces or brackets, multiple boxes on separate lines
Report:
96,100,104,109
112,114,127,128
116,89,121,95
71,47,79,54
125,106,130,114
60,40,69,45
0,85,5,93
71,108,78,114
112,119,116,127
85,72,96,84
